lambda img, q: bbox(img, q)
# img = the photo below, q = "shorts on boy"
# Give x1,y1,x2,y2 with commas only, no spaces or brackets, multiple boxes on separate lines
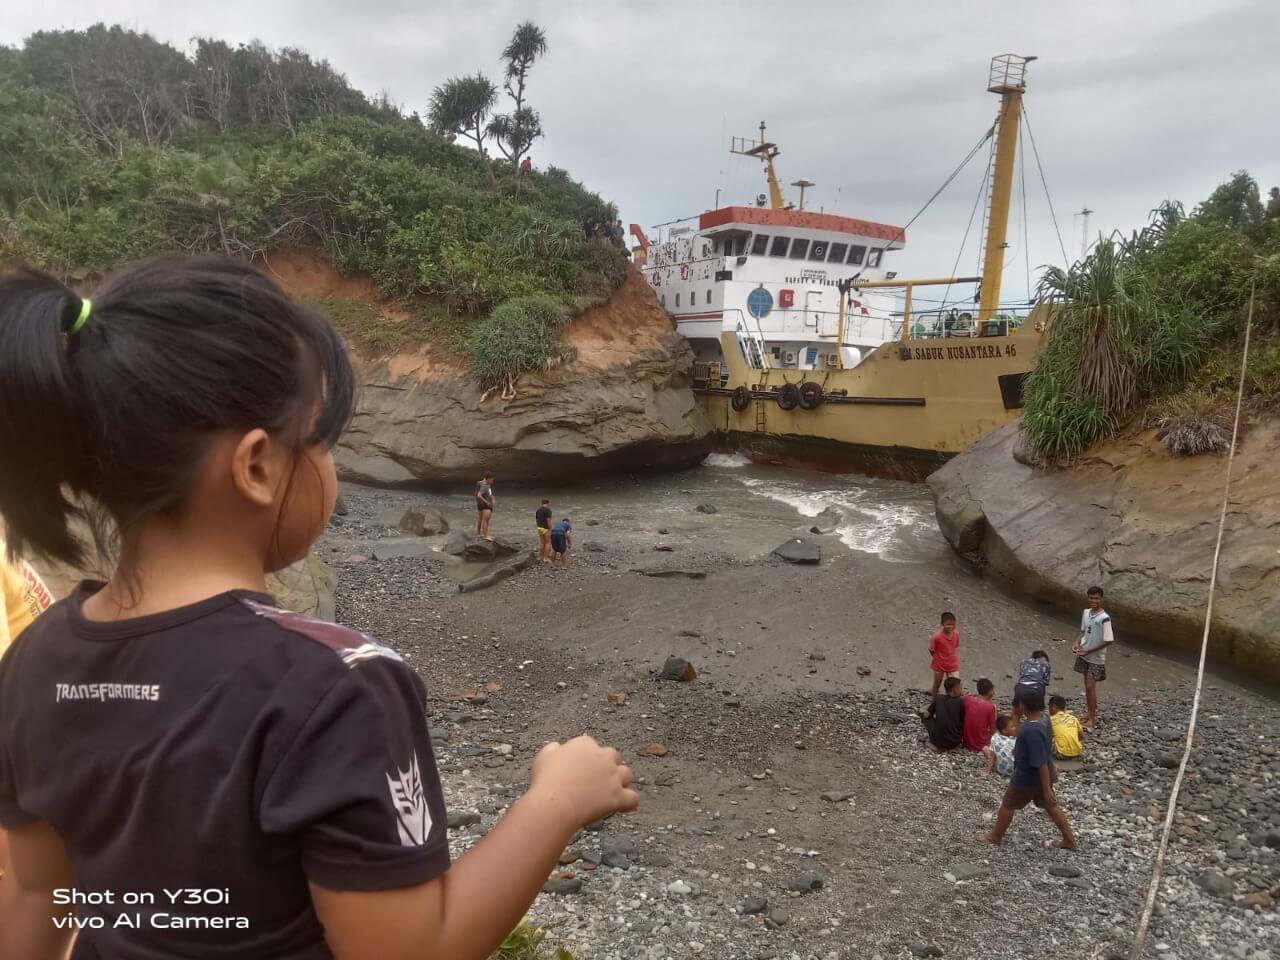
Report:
1001,784,1054,810
1011,681,1045,708
1073,656,1106,682
550,534,567,555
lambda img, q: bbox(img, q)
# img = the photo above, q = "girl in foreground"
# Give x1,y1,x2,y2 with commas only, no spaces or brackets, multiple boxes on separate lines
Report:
0,256,638,960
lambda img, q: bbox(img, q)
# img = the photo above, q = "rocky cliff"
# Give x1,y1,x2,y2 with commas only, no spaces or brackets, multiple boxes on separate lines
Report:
266,254,711,487
928,419,1280,683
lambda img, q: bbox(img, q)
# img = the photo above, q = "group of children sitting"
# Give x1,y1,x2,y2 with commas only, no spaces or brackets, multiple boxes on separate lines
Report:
921,613,1086,767
920,613,1084,849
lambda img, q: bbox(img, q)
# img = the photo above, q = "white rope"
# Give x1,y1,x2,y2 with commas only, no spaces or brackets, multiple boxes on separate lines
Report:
1127,286,1255,960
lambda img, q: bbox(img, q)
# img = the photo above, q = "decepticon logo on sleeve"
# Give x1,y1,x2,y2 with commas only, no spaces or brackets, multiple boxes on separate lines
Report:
386,753,431,847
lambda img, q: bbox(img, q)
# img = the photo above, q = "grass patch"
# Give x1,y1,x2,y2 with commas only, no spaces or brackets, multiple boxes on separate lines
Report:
468,293,572,390
492,920,574,960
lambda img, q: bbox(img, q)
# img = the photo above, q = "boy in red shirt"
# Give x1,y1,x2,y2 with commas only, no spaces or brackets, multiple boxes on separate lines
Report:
929,611,960,695
962,677,998,751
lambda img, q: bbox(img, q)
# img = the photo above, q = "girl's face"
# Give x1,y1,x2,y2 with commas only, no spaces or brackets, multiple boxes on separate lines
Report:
269,443,337,572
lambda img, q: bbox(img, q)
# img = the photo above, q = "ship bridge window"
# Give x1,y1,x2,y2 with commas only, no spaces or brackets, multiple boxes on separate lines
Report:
690,290,697,306
809,241,829,261
788,239,810,259
769,236,790,257
828,242,848,263
716,232,750,257
847,244,867,265
867,248,883,268
675,293,681,307
750,234,770,256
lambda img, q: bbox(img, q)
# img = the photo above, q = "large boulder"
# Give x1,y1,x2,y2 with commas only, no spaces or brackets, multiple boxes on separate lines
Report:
463,536,520,561
334,269,712,488
928,419,1280,682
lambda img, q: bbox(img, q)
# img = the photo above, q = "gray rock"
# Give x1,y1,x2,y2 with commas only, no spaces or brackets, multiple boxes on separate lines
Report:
633,568,707,580
372,540,434,561
442,531,467,556
457,550,537,594
380,506,448,536
658,657,697,682
1049,865,1082,879
786,872,825,894
740,895,768,915
332,495,350,516
772,538,821,564
910,946,944,959
1196,868,1234,898
666,880,693,895
447,810,482,829
809,506,841,534
584,542,607,553
601,850,632,869
1266,829,1280,849
820,791,854,803
949,863,987,881
541,877,583,895
695,504,718,514
764,907,790,929
463,536,520,561
1155,754,1181,769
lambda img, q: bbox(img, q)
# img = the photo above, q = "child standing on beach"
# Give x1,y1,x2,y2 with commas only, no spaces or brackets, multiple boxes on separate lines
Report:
928,611,960,695
0,258,638,960
977,687,1077,849
1073,585,1115,731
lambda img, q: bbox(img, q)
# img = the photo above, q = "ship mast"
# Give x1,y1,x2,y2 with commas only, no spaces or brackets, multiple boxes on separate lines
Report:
977,54,1035,325
731,123,791,210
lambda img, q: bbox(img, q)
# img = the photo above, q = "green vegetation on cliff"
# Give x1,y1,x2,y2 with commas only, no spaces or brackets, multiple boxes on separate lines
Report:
1024,173,1280,460
0,24,626,387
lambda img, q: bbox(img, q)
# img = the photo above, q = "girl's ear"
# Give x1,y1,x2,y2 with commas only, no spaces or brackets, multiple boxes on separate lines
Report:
229,428,282,508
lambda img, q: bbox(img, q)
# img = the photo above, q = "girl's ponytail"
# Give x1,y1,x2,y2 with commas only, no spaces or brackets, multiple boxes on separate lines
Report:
0,268,90,565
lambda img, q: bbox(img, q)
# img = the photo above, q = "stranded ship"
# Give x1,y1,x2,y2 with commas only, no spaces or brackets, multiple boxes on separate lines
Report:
633,54,1051,480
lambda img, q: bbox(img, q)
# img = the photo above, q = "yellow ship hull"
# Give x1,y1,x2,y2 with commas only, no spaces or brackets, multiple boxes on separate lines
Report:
699,310,1048,482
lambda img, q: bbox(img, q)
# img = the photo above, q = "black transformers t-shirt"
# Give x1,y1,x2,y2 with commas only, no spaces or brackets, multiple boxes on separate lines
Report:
0,584,451,959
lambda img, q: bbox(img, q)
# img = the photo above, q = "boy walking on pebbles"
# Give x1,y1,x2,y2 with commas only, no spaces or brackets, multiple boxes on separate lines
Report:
977,687,1077,850
928,611,960,695
1073,585,1115,731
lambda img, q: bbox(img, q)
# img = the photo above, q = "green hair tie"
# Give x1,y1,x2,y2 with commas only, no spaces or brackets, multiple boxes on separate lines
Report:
68,298,92,335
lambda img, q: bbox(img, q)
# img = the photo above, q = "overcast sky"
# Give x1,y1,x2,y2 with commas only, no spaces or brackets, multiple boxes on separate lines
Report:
5,0,1279,304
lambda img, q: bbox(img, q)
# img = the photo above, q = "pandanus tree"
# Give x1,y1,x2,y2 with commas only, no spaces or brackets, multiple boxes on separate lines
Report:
428,73,498,156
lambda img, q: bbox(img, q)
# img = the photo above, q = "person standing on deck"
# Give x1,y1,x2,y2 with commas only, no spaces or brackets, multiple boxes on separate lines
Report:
1072,586,1115,731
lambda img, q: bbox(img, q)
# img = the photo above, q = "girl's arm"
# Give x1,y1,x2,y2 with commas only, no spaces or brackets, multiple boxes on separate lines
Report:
0,820,76,960
312,737,635,960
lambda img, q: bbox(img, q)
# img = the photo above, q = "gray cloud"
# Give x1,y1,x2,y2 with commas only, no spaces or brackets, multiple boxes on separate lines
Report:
5,0,1278,301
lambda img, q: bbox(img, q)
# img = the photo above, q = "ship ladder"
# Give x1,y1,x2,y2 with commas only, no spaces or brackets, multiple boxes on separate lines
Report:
754,397,767,433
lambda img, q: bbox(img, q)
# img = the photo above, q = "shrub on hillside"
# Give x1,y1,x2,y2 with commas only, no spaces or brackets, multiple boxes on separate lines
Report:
468,293,571,390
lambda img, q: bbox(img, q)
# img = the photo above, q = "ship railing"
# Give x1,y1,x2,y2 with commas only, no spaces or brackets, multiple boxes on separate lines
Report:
726,308,771,372
901,305,1036,340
